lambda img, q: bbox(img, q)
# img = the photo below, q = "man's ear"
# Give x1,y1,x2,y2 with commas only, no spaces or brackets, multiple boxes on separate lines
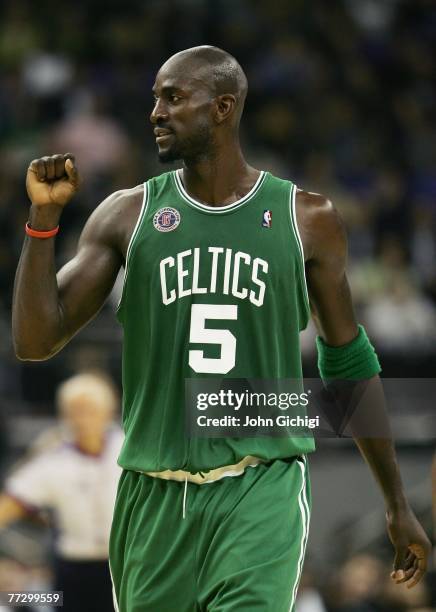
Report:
214,94,237,124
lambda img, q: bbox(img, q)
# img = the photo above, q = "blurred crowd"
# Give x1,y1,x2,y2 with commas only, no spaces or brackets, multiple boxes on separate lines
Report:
296,554,435,612
0,549,434,612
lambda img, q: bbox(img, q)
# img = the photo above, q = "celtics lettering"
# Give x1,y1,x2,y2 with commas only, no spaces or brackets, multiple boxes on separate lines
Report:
160,247,268,307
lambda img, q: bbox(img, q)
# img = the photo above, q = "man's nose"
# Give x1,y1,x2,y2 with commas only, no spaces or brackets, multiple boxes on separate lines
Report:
150,99,169,124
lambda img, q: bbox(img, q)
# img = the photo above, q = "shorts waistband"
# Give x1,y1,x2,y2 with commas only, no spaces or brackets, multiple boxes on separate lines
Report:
140,455,265,485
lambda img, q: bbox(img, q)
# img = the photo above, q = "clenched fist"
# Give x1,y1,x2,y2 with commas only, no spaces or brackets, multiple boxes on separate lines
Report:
26,153,80,207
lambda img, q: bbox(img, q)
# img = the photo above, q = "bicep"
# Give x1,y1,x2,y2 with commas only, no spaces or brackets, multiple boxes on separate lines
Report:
54,191,126,345
57,239,122,342
302,196,358,346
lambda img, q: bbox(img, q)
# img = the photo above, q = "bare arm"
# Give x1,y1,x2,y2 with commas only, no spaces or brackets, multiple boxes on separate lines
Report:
12,154,141,360
297,190,431,588
0,494,29,528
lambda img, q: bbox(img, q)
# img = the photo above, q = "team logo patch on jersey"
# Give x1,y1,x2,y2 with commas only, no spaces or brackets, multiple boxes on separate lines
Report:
262,209,272,228
153,207,181,232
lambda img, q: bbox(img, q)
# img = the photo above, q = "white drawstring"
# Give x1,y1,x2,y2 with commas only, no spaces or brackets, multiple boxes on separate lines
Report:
182,475,188,519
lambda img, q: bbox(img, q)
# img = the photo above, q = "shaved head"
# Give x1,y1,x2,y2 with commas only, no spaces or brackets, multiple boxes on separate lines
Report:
166,46,248,116
151,46,248,164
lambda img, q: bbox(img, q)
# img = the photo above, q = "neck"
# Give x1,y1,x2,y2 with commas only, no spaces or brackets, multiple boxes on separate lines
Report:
75,433,105,456
181,141,259,207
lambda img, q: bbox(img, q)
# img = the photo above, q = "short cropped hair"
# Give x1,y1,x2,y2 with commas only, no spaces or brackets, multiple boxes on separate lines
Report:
56,371,119,415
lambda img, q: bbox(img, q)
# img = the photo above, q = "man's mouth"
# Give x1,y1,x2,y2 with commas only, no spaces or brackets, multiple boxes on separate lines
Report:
154,128,173,143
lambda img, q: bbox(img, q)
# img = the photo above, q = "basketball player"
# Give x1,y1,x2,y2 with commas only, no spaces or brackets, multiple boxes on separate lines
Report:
12,46,430,611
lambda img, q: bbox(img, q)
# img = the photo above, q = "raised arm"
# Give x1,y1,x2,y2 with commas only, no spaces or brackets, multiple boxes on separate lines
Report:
12,154,142,360
296,189,431,588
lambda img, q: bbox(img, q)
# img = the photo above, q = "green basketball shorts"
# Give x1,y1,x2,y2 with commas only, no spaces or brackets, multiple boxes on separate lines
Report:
110,456,311,611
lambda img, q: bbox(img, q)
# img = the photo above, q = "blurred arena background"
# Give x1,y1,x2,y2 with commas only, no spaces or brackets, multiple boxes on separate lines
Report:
0,0,434,610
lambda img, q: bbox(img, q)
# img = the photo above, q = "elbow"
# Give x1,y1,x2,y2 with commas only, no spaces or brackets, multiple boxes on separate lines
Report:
12,312,68,361
15,354,52,362
14,349,53,362
13,340,57,362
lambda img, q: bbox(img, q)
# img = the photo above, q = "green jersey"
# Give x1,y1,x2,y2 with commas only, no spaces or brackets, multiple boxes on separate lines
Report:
116,169,315,473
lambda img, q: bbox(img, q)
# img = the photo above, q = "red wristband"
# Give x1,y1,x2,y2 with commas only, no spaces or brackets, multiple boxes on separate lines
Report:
25,222,59,238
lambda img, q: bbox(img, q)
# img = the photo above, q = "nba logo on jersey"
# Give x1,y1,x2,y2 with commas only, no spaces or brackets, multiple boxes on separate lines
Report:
262,209,272,228
153,207,181,232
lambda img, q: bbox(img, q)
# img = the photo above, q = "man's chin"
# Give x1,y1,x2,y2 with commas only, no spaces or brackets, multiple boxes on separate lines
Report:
157,147,181,164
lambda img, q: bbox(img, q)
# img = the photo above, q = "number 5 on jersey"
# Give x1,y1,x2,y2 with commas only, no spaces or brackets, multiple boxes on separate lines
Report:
188,304,238,374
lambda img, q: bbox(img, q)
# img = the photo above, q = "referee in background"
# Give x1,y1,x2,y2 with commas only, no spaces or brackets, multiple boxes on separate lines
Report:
0,372,123,612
